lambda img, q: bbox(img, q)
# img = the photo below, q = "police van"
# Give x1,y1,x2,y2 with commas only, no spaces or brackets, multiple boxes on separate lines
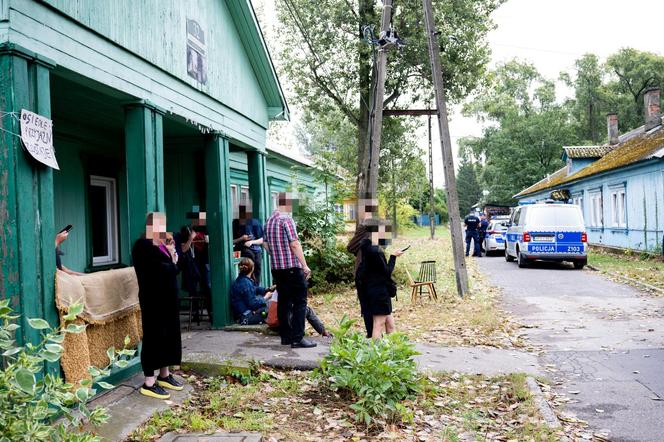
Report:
505,203,587,269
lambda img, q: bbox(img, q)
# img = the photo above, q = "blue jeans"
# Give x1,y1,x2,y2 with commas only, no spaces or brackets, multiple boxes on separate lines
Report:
465,231,480,256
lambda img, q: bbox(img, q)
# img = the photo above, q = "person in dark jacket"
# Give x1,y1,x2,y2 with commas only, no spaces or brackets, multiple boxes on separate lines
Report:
131,212,184,400
230,257,274,324
357,219,403,339
346,196,380,338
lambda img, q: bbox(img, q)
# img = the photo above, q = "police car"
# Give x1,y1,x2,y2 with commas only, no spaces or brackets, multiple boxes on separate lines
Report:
504,203,587,269
484,219,508,254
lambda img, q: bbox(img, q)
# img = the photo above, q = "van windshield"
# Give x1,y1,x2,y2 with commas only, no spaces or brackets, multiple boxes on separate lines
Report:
526,206,584,227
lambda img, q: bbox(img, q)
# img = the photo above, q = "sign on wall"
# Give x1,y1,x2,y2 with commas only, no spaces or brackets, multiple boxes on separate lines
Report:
186,18,207,84
20,109,59,170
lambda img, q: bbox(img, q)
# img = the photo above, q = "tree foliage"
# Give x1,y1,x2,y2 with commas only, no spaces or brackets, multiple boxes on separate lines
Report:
276,0,503,198
462,60,577,204
456,158,481,216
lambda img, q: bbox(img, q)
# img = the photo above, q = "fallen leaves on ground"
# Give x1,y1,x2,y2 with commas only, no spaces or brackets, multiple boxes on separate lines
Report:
128,368,563,442
589,249,664,295
309,230,533,351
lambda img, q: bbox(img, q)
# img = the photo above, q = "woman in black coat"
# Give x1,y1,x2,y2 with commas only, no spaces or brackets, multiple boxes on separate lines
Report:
352,219,403,339
132,212,184,400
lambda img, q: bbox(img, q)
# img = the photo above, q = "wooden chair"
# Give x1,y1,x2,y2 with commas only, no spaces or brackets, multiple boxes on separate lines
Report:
405,264,437,302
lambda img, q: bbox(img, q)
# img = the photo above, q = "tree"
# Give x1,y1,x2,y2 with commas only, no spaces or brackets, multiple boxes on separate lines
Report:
456,159,481,216
561,53,605,144
276,0,503,200
463,60,579,204
605,48,664,131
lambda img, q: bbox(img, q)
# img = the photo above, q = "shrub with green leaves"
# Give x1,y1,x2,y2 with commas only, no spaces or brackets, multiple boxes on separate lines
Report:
0,299,135,441
293,198,355,286
316,316,421,426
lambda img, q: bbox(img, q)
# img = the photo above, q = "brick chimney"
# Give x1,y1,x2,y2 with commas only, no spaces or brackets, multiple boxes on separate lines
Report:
607,113,619,145
644,87,661,131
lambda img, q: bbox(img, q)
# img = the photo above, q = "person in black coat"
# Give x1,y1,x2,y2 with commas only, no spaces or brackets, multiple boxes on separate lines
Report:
132,212,184,400
353,218,404,339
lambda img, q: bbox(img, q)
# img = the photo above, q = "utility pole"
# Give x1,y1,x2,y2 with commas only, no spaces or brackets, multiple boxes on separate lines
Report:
366,0,392,199
428,109,435,240
422,0,469,297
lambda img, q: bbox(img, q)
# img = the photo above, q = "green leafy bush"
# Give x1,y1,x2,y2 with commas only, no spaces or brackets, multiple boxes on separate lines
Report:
315,316,421,426
0,299,135,442
293,199,355,286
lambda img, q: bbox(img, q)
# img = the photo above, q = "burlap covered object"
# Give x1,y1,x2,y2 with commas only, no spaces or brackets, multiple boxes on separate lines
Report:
55,268,143,384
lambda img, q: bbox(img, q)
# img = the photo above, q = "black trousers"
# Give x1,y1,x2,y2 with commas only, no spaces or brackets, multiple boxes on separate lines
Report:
357,288,373,338
272,267,308,343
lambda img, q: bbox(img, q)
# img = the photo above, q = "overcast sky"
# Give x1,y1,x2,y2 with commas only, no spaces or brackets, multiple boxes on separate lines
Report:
258,0,664,187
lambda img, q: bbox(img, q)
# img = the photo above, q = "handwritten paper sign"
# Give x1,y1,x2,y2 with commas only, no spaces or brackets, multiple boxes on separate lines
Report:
20,109,59,170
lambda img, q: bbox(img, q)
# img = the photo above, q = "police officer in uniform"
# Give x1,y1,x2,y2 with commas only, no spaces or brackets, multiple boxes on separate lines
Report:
464,212,481,257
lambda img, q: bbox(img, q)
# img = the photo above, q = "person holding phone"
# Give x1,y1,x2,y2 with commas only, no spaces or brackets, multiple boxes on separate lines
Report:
355,218,404,339
55,225,84,276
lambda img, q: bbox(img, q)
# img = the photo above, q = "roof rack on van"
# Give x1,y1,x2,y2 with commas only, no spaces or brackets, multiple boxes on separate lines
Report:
518,201,535,205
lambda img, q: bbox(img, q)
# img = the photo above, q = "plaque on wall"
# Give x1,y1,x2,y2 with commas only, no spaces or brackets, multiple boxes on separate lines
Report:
186,18,207,84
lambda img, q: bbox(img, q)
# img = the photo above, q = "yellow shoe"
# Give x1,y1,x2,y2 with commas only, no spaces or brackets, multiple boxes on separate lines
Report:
140,383,170,399
157,374,184,391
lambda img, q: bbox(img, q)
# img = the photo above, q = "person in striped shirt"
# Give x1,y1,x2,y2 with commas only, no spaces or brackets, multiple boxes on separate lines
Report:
263,192,316,349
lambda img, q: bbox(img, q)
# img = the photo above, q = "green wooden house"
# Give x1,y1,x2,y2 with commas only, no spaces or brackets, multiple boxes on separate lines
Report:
0,0,323,351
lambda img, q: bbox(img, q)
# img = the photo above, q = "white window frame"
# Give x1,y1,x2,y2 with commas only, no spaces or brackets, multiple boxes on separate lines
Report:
572,193,584,218
271,191,279,212
240,186,250,209
90,175,119,266
230,185,238,218
589,190,603,228
610,186,626,228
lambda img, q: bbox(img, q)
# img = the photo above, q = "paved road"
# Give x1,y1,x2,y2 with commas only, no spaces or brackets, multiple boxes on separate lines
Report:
476,256,664,442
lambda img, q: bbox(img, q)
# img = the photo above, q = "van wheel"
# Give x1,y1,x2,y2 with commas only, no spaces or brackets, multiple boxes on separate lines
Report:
517,250,529,268
505,248,515,262
573,261,586,270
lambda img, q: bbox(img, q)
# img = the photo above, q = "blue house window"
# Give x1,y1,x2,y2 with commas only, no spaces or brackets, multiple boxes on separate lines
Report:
589,190,603,228
610,186,626,228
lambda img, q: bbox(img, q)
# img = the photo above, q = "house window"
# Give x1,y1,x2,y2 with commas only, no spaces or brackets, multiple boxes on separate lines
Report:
240,186,250,209
334,203,343,215
572,194,584,218
610,187,626,228
89,176,119,266
589,191,603,228
230,185,238,218
271,191,279,211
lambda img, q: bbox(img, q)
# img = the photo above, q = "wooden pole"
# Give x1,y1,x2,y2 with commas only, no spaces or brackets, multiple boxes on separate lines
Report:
428,109,435,240
421,0,469,297
366,0,392,198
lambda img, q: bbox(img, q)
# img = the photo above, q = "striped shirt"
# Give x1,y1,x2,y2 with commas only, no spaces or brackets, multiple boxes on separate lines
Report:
264,210,301,270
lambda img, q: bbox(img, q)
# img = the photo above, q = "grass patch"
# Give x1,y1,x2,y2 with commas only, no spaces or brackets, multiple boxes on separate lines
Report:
310,226,525,349
128,368,561,441
589,247,664,293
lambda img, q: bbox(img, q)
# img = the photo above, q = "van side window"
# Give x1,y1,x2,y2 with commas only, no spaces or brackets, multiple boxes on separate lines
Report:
510,209,518,226
514,209,521,226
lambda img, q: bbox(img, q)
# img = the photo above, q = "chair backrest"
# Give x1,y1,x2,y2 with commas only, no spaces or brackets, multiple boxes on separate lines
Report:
417,260,436,283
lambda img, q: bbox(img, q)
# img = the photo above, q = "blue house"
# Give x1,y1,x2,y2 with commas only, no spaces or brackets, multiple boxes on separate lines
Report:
514,89,664,252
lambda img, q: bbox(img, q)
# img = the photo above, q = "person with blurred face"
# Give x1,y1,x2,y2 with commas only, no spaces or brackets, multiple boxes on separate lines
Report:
355,218,403,339
232,204,265,284
347,195,379,337
131,212,183,400
263,192,316,349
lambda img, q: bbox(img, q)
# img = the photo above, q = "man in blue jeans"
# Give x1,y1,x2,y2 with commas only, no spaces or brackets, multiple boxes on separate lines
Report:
263,192,316,349
464,212,481,257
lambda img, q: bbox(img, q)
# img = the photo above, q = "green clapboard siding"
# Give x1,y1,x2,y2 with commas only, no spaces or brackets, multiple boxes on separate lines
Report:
34,0,270,126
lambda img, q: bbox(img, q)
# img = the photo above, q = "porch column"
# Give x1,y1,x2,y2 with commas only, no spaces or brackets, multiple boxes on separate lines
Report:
247,150,270,284
124,101,165,246
205,133,234,327
0,44,57,347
